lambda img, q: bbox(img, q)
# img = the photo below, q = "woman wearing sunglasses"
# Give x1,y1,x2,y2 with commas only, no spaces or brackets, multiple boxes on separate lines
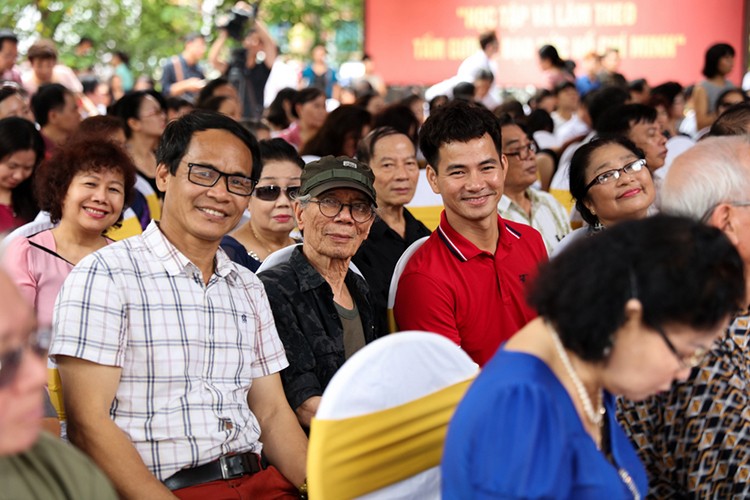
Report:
553,136,655,256
221,138,303,272
443,215,745,499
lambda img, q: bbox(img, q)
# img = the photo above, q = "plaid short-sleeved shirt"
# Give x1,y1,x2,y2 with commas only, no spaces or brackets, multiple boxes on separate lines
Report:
50,221,288,481
498,188,572,255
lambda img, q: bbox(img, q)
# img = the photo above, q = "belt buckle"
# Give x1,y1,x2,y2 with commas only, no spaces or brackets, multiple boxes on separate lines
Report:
219,454,247,480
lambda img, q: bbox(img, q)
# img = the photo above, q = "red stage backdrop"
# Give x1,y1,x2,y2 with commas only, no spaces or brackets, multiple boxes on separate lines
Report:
365,0,746,87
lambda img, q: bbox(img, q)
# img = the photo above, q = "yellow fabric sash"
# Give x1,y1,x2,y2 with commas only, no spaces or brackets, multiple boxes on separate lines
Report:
307,376,476,500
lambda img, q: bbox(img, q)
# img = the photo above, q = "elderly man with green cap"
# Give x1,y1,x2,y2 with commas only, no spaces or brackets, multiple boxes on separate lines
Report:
258,155,385,429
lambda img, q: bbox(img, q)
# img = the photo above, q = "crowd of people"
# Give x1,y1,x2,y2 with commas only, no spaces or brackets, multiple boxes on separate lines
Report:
1,8,750,499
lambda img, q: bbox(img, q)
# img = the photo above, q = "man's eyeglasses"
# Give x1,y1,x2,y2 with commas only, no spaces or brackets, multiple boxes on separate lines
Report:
0,328,50,389
308,198,375,223
654,326,708,370
254,185,300,202
584,158,647,194
503,142,537,159
187,163,256,197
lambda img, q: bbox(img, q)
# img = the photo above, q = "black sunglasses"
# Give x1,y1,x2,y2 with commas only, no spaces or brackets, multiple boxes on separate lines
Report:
254,185,300,202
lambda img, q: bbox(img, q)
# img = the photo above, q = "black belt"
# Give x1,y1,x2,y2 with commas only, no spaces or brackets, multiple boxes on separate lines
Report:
163,452,267,491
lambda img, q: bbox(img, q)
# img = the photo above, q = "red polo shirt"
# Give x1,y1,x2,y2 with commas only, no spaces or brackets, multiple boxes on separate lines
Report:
394,211,547,366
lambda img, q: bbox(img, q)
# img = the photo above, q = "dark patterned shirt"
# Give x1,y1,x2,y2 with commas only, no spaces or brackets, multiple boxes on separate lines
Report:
617,315,750,498
258,247,383,413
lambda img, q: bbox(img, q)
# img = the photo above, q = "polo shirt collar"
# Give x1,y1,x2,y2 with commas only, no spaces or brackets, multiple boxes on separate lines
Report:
142,221,237,280
437,210,514,262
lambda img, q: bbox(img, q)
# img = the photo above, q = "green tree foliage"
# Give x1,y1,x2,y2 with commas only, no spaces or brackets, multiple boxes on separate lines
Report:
0,0,362,82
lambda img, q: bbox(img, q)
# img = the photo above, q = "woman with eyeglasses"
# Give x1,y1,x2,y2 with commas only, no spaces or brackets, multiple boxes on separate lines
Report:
220,138,303,272
2,138,136,436
553,136,656,256
443,215,745,499
0,117,44,234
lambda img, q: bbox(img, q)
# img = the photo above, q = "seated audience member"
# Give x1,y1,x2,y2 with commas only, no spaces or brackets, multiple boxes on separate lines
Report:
0,270,117,499
715,87,749,118
0,29,21,84
352,127,431,334
497,115,571,253
597,104,668,176
372,103,421,146
74,115,127,145
31,83,81,157
575,51,602,96
276,87,326,151
554,136,656,255
550,81,579,131
443,215,744,499
353,91,385,116
265,87,297,131
258,156,383,428
628,78,651,104
0,82,33,121
394,100,547,366
2,139,136,434
221,138,303,271
0,117,44,234
618,136,750,498
650,81,685,138
300,105,371,159
195,77,239,109
49,111,307,498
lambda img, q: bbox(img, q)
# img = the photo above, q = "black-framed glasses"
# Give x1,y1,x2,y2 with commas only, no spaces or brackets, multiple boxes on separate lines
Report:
187,162,256,197
654,326,708,370
0,328,50,389
309,198,375,223
584,158,647,194
254,185,300,202
503,142,537,159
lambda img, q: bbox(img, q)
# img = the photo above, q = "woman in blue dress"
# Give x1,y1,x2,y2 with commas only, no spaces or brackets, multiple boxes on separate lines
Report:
442,215,745,499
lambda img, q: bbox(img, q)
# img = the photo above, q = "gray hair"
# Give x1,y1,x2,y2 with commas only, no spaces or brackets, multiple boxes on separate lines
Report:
295,193,312,205
662,136,750,221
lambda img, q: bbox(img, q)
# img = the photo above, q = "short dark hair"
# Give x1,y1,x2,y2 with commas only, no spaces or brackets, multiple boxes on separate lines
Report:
197,95,232,113
650,82,683,107
702,43,735,79
266,87,297,129
0,29,17,49
628,78,649,93
716,88,749,110
31,83,71,127
35,138,137,226
584,87,630,131
569,136,645,226
453,82,476,101
596,103,657,137
0,117,44,222
356,126,408,164
419,99,502,170
709,102,750,137
165,96,193,113
372,104,420,145
554,81,577,95
0,82,27,106
258,138,304,170
529,215,745,361
479,31,498,50
156,110,261,180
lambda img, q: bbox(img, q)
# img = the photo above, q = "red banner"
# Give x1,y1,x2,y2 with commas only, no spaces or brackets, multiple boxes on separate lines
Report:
365,0,746,88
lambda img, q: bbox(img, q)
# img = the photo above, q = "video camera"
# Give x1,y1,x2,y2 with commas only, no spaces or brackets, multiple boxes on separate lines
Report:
217,1,261,41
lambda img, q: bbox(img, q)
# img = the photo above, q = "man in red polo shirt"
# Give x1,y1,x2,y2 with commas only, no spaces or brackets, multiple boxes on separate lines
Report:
394,100,547,366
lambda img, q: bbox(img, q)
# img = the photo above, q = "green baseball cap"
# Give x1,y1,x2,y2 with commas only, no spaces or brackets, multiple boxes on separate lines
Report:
300,155,377,206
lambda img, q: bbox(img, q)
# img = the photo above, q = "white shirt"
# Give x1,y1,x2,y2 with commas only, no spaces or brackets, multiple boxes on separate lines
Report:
50,221,288,480
498,188,572,254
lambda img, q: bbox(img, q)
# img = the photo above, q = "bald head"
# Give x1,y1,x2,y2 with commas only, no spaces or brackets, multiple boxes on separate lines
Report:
662,136,750,221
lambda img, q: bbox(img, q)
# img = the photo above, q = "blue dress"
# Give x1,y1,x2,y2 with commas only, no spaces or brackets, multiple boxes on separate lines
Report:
442,349,647,499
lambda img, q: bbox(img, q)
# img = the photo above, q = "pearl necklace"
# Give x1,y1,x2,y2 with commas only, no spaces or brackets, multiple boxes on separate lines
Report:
547,322,605,426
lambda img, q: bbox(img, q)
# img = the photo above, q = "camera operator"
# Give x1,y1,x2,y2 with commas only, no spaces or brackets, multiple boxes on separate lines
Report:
209,1,277,121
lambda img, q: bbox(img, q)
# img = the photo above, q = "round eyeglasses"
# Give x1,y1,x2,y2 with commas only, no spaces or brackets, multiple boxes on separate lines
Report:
308,198,375,223
584,158,647,194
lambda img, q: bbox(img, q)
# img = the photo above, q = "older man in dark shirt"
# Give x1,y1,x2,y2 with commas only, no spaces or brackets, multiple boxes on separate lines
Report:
259,156,383,429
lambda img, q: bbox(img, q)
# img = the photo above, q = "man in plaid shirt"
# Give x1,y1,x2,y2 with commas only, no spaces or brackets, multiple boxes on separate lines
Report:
50,111,307,499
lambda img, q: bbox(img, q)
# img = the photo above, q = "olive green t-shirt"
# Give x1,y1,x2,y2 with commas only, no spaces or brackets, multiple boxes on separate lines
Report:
0,432,116,500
